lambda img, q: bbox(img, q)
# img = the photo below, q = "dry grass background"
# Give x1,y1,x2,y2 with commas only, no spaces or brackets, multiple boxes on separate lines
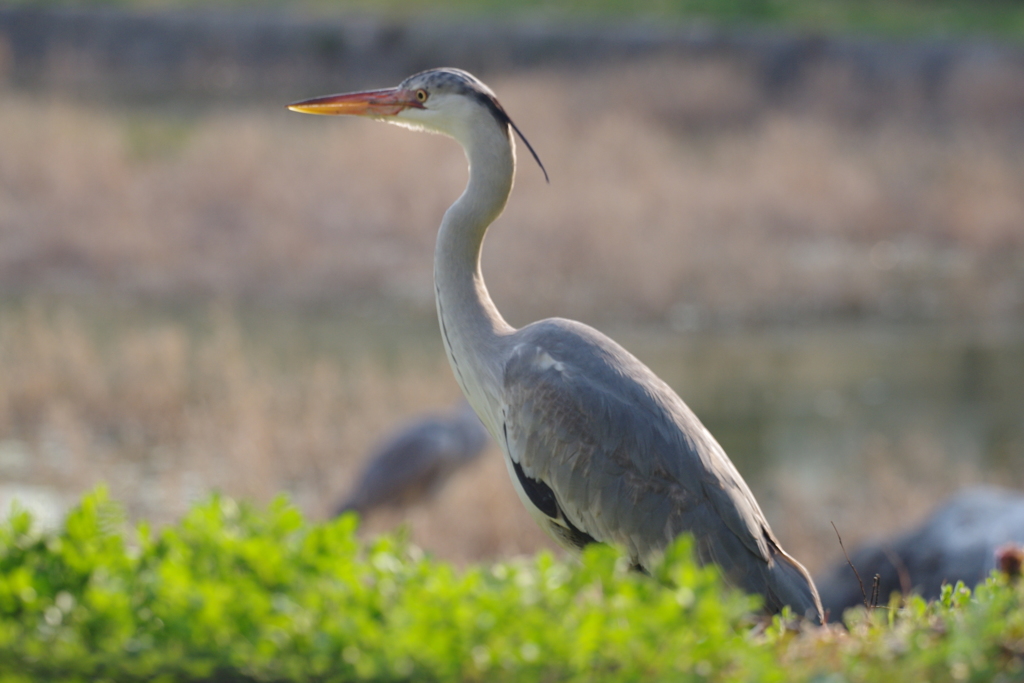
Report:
2,59,1022,323
1,57,1023,573
0,303,558,561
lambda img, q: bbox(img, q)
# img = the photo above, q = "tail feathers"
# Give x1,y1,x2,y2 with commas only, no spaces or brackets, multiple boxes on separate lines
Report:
694,521,823,622
763,550,824,623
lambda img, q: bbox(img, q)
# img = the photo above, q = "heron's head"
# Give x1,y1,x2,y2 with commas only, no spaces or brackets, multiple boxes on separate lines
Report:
288,68,547,181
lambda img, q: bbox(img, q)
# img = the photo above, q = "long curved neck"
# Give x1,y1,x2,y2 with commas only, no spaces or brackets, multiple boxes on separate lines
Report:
434,120,516,420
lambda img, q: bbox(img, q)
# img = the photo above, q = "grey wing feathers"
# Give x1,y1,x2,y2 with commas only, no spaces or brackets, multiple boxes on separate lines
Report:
502,319,821,619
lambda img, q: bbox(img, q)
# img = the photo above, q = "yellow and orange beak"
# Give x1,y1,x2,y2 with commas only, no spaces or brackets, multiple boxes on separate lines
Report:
288,87,422,117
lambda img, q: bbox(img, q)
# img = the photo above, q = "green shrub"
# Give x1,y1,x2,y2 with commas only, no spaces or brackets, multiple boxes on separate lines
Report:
0,489,1022,682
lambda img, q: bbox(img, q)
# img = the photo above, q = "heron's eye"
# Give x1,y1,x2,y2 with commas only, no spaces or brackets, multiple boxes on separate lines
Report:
415,89,429,103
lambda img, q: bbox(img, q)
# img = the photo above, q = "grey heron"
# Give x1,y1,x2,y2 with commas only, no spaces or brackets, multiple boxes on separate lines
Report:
289,68,822,620
335,401,490,517
817,486,1024,616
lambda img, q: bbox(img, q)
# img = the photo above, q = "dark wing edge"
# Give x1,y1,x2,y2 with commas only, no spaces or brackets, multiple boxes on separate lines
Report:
505,429,598,551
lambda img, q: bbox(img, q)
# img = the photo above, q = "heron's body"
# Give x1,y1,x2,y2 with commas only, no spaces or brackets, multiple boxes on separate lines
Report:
290,68,822,620
335,401,489,517
817,487,1024,616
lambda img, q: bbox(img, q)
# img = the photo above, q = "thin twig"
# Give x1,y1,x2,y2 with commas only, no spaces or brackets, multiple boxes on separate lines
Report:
870,573,881,608
831,521,869,608
880,546,912,603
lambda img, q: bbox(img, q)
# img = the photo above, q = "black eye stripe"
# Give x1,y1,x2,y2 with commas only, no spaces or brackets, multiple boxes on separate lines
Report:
399,68,549,183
